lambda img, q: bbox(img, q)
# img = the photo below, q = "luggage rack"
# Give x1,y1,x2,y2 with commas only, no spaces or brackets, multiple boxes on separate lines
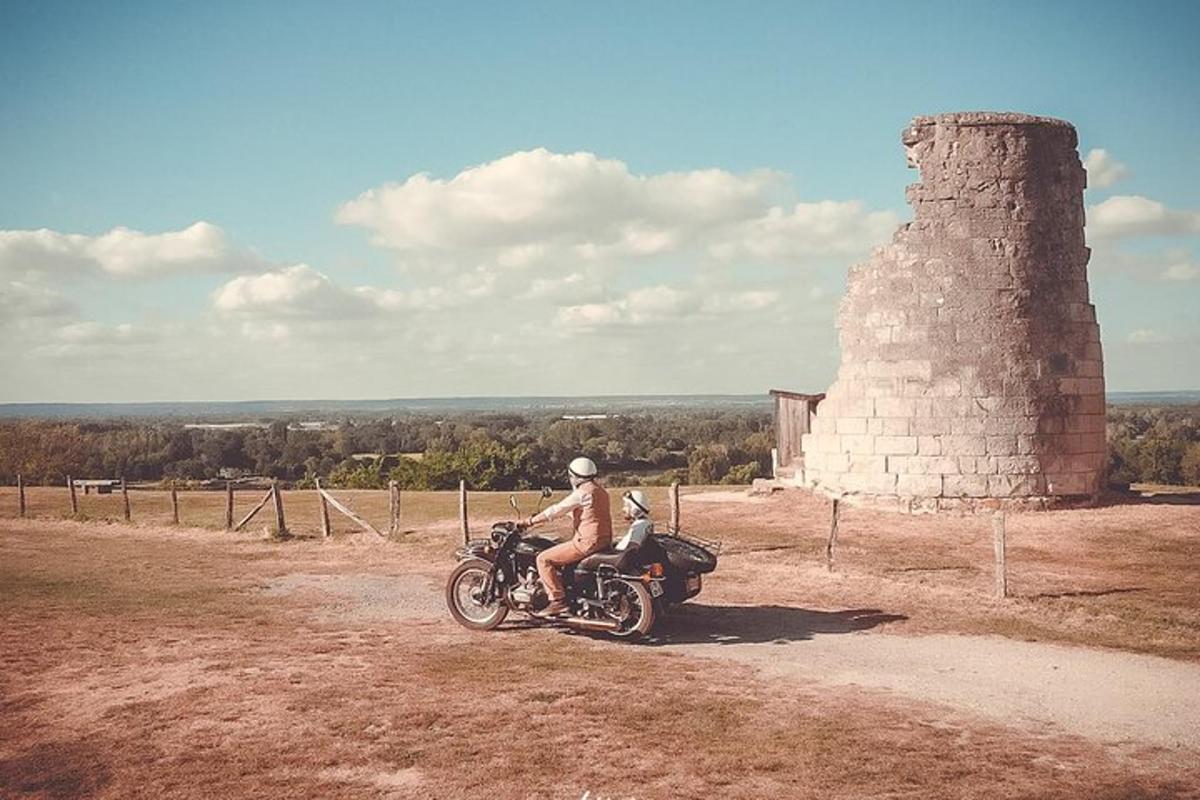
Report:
664,528,723,556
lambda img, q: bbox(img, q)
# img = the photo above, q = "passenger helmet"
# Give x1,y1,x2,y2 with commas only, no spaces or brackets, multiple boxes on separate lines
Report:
622,489,651,519
567,456,598,485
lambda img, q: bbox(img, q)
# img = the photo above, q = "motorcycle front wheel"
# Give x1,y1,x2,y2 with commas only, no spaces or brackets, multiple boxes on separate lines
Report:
605,578,656,638
446,557,509,631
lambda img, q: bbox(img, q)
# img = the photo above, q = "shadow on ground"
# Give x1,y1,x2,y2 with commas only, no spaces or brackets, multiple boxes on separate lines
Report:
0,740,111,800
1100,489,1200,507
645,604,908,646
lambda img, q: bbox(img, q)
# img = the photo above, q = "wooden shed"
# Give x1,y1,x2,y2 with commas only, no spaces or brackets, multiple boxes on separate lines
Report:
770,389,825,482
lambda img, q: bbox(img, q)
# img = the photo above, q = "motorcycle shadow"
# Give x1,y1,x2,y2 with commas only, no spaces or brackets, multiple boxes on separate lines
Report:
643,603,908,646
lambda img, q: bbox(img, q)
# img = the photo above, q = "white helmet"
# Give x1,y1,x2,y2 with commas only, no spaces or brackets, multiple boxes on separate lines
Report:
567,456,598,483
622,489,650,519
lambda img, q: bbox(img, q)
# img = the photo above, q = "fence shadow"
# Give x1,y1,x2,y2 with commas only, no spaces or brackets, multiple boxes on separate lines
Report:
645,603,908,646
1025,586,1146,600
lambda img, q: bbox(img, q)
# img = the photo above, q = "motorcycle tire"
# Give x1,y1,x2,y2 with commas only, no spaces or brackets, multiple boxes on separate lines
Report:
446,557,509,631
607,578,656,638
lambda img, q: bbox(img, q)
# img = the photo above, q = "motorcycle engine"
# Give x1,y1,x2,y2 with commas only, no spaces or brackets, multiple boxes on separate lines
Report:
509,568,544,606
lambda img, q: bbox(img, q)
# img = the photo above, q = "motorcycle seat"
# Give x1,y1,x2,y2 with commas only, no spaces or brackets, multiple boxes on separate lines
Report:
576,548,634,572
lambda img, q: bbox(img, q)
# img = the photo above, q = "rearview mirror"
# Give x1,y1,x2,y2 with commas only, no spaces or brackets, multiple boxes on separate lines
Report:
540,486,552,498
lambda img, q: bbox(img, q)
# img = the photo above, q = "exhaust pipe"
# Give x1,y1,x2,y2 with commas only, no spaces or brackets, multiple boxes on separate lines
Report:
561,616,620,632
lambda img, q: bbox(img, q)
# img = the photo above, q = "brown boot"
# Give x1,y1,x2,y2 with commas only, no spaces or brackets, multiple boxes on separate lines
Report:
538,598,570,617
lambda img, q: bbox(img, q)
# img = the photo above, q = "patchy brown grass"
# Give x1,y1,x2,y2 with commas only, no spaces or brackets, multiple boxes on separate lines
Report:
685,488,1200,661
2,482,1199,662
1,514,1199,798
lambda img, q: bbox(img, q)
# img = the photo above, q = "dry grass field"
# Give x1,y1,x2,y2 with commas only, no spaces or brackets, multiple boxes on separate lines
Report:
1,484,1198,798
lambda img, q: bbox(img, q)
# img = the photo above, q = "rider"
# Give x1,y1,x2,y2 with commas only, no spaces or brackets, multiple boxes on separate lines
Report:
521,456,612,617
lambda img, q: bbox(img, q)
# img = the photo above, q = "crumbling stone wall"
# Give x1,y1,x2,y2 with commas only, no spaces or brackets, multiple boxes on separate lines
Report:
801,112,1106,510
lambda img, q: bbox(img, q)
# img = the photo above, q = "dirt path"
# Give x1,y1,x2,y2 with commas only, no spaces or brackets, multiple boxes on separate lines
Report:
656,605,1200,749
271,571,1200,751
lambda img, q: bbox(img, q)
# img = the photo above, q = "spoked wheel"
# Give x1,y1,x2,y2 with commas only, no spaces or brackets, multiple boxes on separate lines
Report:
446,558,509,631
604,578,656,638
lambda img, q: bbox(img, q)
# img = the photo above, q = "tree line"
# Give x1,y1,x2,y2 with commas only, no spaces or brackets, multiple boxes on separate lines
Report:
0,410,775,490
1106,404,1200,487
2,404,1197,490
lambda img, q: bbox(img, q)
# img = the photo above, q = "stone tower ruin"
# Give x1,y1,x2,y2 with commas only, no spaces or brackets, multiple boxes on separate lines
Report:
800,112,1106,510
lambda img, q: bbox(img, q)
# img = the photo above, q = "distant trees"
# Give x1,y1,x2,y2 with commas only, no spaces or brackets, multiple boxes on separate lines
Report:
3,404,1198,489
1106,405,1200,487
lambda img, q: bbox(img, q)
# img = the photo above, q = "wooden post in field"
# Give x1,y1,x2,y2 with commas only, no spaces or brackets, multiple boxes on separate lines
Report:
316,479,332,539
271,479,287,537
121,477,131,522
668,481,680,534
224,481,234,530
826,498,840,572
68,475,79,515
170,482,180,525
388,480,400,536
17,474,26,517
234,487,275,531
992,511,1008,599
459,479,469,545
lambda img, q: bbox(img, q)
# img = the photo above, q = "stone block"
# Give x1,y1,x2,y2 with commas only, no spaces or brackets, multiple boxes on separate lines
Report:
874,397,916,417
876,436,919,455
1065,414,1105,433
840,397,875,418
841,435,875,455
1045,473,1094,496
836,417,868,435
985,435,1018,456
897,474,944,497
987,474,1045,497
848,455,888,473
942,474,990,498
941,435,987,456
950,417,988,435
918,436,942,456
992,455,1042,474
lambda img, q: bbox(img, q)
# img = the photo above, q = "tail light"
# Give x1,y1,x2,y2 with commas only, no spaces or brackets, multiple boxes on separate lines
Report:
644,563,665,579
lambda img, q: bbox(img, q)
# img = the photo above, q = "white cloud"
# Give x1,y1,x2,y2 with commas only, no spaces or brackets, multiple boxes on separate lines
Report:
336,149,782,254
336,148,893,268
1087,195,1200,239
213,264,375,320
708,201,898,262
0,281,77,321
1126,328,1172,344
0,222,252,279
1160,257,1199,281
555,284,778,330
1083,148,1130,189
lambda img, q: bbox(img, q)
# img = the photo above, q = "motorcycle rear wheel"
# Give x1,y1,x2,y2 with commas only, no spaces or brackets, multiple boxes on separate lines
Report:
606,578,655,638
446,557,509,631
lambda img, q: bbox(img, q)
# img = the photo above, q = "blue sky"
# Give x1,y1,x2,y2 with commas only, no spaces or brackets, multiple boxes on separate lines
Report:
1,0,1197,401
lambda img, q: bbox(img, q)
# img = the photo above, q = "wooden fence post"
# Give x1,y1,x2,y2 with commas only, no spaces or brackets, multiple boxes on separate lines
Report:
389,480,400,536
224,481,234,530
317,483,382,538
68,475,79,515
17,474,25,518
992,512,1008,599
170,482,180,525
121,477,131,522
459,479,469,545
668,482,680,534
316,479,332,539
271,479,287,537
826,498,840,572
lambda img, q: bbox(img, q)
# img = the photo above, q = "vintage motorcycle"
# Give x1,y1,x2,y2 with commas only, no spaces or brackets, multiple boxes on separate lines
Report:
445,489,719,639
